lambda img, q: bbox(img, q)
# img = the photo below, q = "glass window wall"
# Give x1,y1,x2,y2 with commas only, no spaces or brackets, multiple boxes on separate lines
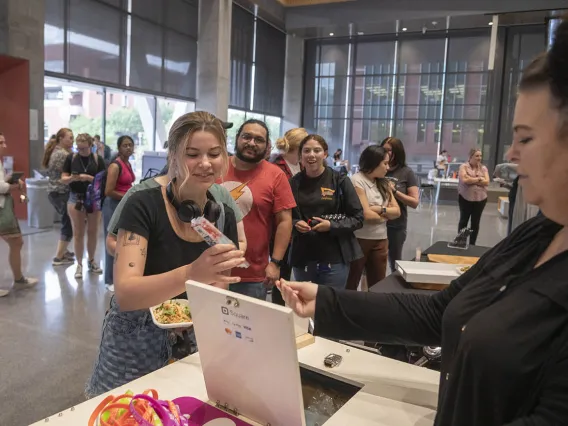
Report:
44,76,195,181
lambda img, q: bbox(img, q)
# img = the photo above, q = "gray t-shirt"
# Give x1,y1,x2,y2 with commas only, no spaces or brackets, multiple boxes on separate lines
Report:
386,165,418,229
108,179,243,236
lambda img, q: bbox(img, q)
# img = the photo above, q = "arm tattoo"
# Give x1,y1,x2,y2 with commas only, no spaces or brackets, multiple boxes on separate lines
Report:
140,247,147,257
122,232,140,246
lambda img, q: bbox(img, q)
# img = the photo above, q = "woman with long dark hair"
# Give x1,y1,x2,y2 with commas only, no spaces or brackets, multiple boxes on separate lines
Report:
288,134,363,289
347,145,400,290
278,17,568,426
86,111,244,397
102,135,135,291
457,148,489,245
61,133,106,280
43,128,75,266
379,137,419,271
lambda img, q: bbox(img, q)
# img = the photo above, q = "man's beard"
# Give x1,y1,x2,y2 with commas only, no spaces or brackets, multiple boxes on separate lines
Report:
236,145,267,164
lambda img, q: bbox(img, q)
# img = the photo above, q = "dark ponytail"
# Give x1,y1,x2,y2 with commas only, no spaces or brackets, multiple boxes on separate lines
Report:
519,15,568,132
548,16,568,109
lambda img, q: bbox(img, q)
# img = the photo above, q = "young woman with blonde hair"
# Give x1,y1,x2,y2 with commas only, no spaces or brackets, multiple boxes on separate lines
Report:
269,127,308,303
271,127,308,179
86,111,244,397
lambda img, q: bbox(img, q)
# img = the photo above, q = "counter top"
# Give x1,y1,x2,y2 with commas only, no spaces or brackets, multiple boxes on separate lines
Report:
30,338,439,426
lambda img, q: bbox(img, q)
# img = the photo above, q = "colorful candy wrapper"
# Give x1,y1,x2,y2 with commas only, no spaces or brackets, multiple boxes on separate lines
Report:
191,217,249,268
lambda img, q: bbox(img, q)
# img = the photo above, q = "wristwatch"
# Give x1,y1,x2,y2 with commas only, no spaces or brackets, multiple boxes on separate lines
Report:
382,207,387,215
270,258,284,267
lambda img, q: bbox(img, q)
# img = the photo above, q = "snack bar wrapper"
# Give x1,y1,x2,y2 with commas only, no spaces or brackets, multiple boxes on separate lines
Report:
191,216,250,268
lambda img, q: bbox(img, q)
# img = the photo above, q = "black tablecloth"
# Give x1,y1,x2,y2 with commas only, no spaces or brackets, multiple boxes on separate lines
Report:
370,242,491,295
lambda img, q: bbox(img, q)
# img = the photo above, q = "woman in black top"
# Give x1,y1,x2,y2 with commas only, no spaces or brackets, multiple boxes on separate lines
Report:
86,111,245,398
277,18,568,426
380,137,419,272
289,134,363,290
61,133,106,280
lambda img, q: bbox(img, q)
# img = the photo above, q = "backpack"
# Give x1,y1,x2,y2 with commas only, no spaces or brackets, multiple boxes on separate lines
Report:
85,156,120,212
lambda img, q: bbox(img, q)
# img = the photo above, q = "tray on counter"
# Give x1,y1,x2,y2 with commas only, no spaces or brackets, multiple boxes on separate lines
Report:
395,261,466,288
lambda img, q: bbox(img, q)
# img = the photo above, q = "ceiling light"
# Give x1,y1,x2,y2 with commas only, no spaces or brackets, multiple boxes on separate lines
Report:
488,22,493,26
357,31,364,35
329,32,334,36
402,27,407,32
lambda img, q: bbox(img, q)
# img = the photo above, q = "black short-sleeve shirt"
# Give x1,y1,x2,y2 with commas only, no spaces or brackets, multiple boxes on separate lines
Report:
117,187,239,298
386,165,418,229
62,153,106,194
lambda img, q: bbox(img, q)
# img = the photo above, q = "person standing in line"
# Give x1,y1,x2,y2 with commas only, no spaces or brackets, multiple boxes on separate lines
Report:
379,137,419,272
94,135,112,166
347,145,400,290
457,148,490,245
269,127,308,305
288,134,363,290
61,133,106,279
102,136,135,292
43,129,76,266
86,111,245,398
0,132,38,297
271,127,306,179
219,119,296,300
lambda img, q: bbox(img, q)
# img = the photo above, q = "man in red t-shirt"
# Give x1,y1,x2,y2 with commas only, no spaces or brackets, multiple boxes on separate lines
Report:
219,119,296,300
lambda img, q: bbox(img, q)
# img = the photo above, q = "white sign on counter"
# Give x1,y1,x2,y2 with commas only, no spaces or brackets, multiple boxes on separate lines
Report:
186,281,306,426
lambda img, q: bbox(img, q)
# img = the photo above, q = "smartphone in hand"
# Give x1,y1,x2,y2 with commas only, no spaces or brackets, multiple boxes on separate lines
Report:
7,172,23,184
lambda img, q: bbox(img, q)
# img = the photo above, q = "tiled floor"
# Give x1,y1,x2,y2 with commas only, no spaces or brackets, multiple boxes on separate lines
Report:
0,202,507,426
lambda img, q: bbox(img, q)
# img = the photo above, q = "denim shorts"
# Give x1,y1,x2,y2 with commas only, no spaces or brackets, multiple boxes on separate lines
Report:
67,192,82,205
85,297,197,398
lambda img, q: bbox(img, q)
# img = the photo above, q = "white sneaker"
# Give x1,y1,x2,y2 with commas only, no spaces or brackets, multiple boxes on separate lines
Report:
0,289,10,297
88,260,103,275
75,264,83,280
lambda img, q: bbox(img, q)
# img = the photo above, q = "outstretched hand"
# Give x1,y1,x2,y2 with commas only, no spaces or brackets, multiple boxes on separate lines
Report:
275,279,318,318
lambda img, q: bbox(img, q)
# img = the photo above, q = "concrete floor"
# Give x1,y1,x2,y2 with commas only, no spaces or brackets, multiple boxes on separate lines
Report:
0,202,507,426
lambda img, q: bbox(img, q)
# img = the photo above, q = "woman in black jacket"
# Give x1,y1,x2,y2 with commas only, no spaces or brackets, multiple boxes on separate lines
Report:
289,134,363,290
277,18,568,426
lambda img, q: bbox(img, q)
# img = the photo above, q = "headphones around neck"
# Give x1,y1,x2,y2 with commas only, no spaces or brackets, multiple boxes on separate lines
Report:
166,179,221,224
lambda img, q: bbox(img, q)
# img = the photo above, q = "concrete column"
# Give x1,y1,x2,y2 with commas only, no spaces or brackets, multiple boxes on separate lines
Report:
282,35,305,132
0,0,44,173
196,0,232,121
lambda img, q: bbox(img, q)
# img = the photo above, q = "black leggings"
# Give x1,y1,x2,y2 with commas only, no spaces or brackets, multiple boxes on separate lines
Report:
458,195,487,245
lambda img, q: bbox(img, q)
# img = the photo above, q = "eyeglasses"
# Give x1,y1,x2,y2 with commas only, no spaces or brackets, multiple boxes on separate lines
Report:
239,133,267,145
